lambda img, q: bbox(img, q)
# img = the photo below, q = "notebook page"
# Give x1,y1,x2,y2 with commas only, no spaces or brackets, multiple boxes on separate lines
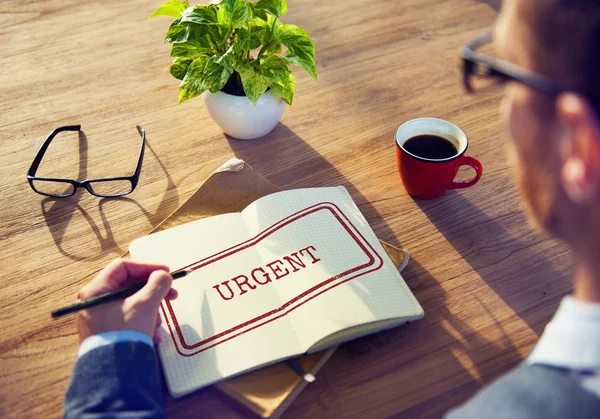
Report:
129,213,301,397
307,318,408,353
241,187,424,352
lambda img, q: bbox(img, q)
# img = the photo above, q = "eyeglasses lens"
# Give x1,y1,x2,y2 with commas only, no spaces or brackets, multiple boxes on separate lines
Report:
87,179,133,197
31,179,75,197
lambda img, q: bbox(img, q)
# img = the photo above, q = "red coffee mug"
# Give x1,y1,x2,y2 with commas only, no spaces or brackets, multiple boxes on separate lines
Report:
395,118,482,199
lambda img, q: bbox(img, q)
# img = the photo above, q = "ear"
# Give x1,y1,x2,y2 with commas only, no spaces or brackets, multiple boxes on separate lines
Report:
556,93,600,203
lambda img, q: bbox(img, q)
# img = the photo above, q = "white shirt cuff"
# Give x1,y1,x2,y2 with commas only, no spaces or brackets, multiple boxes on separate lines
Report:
78,330,154,358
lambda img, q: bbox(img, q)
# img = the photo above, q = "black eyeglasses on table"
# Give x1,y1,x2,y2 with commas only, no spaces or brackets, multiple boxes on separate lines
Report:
27,125,145,198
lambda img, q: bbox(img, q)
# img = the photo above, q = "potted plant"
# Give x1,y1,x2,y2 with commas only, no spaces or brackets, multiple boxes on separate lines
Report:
149,0,317,140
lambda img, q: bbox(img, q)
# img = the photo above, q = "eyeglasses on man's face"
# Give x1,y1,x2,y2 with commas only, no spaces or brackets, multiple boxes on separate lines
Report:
27,125,146,198
461,30,600,124
461,31,567,97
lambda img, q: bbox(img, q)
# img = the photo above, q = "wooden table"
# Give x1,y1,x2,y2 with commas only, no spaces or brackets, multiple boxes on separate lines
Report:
0,0,574,417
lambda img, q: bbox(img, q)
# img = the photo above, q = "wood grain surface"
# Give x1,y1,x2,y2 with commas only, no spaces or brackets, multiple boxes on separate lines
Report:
0,0,574,418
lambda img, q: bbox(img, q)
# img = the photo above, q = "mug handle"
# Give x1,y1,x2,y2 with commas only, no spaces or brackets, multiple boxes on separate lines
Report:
449,156,482,190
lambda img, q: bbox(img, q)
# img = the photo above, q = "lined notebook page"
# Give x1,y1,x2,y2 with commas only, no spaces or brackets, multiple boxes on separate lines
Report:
307,318,408,354
241,187,424,353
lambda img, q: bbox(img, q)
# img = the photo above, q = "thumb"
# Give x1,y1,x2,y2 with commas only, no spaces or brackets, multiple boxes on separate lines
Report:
131,270,173,311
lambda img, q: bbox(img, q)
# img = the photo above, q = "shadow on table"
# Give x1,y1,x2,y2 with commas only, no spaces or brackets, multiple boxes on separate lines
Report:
98,140,180,230
415,192,570,336
41,135,179,261
42,195,119,261
320,258,524,418
225,124,402,248
40,130,106,261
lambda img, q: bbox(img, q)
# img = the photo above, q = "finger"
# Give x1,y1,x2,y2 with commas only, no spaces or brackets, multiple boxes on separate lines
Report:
130,270,173,311
166,288,179,300
102,259,171,288
79,259,169,300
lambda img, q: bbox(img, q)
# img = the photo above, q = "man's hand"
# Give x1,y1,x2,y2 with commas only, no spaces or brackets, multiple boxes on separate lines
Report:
77,259,178,343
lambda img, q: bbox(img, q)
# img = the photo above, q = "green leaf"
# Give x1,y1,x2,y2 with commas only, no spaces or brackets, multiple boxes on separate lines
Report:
170,37,213,57
276,24,317,80
238,62,270,104
203,55,233,92
169,57,194,80
260,54,288,72
249,13,280,40
283,53,317,80
259,55,289,85
248,14,282,56
236,27,261,50
179,56,210,103
254,0,287,17
217,0,250,28
165,19,188,43
215,43,237,72
149,0,187,18
265,41,282,54
269,71,295,105
181,5,219,25
207,25,231,48
216,38,252,73
266,13,283,33
259,55,294,104
249,3,268,21
165,20,211,44
248,21,268,43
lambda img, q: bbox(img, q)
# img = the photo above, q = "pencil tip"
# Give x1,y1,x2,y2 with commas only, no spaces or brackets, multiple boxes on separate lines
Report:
171,269,191,280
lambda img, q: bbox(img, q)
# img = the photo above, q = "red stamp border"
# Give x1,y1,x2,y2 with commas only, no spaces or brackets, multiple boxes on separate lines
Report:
160,201,384,357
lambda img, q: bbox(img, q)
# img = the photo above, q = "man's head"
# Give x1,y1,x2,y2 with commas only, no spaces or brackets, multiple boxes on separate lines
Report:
495,0,600,259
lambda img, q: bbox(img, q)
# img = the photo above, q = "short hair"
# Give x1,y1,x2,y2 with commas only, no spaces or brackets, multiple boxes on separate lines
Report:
525,0,600,110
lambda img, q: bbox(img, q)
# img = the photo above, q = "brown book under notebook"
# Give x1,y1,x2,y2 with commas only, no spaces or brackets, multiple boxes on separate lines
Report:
124,159,411,418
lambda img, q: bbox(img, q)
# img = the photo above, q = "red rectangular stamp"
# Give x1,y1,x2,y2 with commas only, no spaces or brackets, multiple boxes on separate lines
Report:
161,202,384,357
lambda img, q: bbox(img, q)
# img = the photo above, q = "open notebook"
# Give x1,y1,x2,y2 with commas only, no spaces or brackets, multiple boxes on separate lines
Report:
129,186,424,397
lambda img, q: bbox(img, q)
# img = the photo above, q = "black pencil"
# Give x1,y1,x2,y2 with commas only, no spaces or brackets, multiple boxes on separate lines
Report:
51,269,191,319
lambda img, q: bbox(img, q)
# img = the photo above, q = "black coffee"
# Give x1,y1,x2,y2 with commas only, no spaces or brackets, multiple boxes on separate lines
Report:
403,135,458,160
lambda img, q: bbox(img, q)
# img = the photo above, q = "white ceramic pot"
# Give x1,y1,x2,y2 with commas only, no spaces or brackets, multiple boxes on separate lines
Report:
202,90,287,140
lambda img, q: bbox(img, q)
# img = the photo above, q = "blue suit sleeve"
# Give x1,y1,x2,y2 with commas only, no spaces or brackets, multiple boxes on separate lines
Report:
445,364,600,419
64,341,166,419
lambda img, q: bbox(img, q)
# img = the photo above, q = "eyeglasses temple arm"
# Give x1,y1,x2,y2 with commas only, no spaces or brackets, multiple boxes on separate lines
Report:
131,125,146,187
27,125,82,178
